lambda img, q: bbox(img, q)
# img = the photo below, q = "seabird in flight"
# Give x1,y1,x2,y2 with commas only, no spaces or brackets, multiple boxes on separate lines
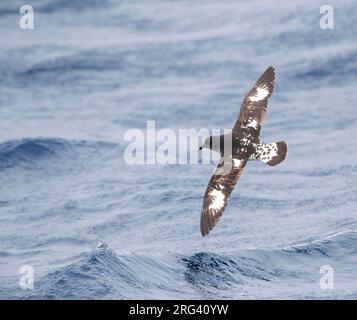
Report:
199,66,288,236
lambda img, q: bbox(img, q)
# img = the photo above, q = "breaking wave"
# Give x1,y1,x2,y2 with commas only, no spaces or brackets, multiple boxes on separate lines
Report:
20,231,357,299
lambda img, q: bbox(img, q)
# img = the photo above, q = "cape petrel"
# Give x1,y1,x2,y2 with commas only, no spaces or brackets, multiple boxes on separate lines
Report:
199,66,288,236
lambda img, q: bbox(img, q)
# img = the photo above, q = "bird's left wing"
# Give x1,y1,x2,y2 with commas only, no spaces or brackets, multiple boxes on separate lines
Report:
200,156,247,236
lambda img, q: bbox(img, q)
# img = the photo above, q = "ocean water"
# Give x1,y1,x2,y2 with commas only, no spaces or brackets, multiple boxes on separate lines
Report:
1,0,357,299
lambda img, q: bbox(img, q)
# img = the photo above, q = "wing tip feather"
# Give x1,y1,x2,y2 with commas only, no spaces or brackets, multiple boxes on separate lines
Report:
200,208,219,237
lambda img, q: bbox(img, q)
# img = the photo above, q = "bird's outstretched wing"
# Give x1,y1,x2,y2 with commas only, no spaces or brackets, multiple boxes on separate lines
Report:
233,66,275,137
200,156,247,236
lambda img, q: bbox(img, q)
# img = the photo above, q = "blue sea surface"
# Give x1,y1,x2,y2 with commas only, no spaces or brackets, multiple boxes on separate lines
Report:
1,0,357,299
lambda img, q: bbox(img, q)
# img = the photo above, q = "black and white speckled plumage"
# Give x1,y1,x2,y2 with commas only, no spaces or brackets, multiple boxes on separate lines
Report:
200,66,288,236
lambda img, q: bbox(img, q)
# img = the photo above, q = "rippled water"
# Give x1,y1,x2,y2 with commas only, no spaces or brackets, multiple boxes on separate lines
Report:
1,0,357,299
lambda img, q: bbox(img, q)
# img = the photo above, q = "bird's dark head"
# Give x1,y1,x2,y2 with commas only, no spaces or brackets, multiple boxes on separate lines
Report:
199,136,213,150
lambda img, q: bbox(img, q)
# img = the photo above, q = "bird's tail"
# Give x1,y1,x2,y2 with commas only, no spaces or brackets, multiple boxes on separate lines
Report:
253,141,288,166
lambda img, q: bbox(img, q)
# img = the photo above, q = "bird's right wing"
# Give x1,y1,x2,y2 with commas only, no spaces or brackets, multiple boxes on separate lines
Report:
200,156,247,236
233,66,275,137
